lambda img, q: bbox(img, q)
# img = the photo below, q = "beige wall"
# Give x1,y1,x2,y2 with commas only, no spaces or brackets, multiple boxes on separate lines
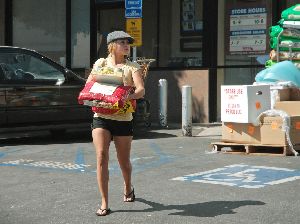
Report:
145,69,209,123
0,0,4,45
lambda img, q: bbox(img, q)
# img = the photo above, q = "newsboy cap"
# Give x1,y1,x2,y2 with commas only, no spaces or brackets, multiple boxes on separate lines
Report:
107,31,134,44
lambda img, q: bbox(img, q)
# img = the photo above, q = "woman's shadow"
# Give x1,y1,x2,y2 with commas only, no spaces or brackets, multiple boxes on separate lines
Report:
115,198,265,217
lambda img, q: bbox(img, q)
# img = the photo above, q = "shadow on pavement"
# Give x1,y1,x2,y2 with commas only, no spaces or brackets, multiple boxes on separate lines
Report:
133,123,182,139
0,127,179,146
114,198,266,217
133,129,178,140
0,129,92,146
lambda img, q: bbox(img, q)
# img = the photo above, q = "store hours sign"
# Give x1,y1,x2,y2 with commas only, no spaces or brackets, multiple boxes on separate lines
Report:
228,7,268,55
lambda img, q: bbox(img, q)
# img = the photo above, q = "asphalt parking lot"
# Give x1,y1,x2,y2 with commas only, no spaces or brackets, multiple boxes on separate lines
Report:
1,124,300,224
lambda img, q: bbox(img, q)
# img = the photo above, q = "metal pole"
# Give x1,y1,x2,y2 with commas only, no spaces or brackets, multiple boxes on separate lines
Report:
158,79,168,127
132,46,137,62
182,85,192,136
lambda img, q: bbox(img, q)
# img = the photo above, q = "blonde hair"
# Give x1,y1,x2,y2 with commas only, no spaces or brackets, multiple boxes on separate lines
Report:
107,42,115,56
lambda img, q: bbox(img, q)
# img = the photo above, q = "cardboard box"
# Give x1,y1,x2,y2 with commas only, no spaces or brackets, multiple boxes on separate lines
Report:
222,122,261,144
270,87,290,108
274,101,300,116
270,87,300,108
221,85,271,123
261,116,300,145
222,116,300,146
290,88,300,100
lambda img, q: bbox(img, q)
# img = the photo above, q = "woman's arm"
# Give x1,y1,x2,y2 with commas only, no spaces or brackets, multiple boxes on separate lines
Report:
127,69,145,100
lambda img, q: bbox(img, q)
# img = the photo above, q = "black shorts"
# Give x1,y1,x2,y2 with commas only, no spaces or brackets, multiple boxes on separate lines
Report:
91,117,133,136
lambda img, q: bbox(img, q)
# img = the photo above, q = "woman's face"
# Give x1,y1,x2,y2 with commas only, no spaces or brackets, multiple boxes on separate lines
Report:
113,39,131,56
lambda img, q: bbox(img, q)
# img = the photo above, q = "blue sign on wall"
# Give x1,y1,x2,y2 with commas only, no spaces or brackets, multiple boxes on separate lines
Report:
172,164,300,188
125,0,142,9
125,8,142,18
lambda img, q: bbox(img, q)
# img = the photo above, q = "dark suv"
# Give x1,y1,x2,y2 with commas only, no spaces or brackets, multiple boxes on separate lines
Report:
0,46,92,138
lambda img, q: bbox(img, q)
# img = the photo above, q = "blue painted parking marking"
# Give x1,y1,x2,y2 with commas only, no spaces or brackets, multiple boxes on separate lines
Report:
172,164,300,188
74,147,87,172
132,140,174,173
0,152,5,158
0,140,175,174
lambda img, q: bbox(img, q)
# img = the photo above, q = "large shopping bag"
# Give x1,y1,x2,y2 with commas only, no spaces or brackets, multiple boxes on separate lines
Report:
78,81,136,114
91,99,136,114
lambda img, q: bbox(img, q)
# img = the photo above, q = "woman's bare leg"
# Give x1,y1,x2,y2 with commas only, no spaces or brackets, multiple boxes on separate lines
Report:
92,128,111,211
114,136,134,201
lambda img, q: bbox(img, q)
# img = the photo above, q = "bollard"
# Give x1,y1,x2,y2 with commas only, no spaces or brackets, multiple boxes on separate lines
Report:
158,79,168,127
182,85,192,136
132,46,137,62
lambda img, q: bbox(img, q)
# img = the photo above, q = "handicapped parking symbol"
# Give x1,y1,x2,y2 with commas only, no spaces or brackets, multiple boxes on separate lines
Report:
172,164,300,188
203,168,260,183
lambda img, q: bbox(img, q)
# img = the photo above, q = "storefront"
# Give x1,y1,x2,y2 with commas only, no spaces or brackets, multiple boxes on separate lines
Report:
1,0,298,123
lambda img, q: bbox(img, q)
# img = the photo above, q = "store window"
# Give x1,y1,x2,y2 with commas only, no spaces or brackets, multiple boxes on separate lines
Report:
138,0,158,63
71,0,90,68
96,6,125,59
96,0,158,66
12,0,66,65
0,0,4,45
218,0,273,85
159,0,203,68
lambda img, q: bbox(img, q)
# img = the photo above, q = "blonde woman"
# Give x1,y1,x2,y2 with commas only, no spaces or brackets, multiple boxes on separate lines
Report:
86,31,145,216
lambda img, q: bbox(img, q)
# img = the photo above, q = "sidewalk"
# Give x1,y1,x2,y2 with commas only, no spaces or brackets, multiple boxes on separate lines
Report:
134,122,222,139
193,123,222,138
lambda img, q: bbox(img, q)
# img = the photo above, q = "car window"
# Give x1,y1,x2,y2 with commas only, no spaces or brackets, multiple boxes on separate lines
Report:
0,52,65,85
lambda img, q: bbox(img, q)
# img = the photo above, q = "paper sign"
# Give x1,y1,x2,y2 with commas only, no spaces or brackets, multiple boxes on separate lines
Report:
126,18,142,46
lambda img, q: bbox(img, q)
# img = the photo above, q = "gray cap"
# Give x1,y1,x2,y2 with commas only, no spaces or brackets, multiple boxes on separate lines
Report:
107,31,134,44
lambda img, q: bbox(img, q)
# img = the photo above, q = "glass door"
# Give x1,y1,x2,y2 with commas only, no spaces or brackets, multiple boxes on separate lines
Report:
96,3,126,59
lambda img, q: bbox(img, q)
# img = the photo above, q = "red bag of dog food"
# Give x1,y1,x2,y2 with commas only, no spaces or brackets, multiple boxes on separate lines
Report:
78,81,136,114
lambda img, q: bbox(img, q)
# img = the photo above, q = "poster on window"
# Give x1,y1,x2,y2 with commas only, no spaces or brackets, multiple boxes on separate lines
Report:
180,0,202,36
225,1,271,55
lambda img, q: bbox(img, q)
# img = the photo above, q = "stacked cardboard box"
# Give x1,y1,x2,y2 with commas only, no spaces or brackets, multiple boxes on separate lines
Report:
221,85,271,124
260,116,300,145
221,84,269,144
221,85,300,146
271,87,300,146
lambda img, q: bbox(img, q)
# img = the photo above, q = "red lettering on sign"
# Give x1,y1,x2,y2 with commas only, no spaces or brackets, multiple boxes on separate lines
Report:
225,108,243,115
